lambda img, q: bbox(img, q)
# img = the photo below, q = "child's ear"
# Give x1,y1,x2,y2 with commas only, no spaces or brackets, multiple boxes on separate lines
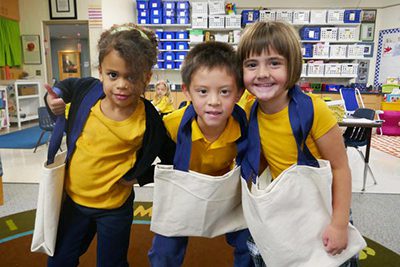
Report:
98,66,103,82
182,84,191,101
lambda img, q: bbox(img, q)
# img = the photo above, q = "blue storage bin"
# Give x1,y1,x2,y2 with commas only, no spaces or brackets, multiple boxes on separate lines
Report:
163,42,175,50
300,26,321,41
176,31,189,39
164,61,175,69
163,31,175,40
158,52,163,60
177,16,190,24
163,1,176,10
176,41,189,50
137,1,148,9
155,61,163,69
149,0,162,9
177,9,190,17
155,31,163,40
241,10,259,26
176,1,190,10
163,9,175,17
150,15,162,24
163,51,175,61
175,61,182,69
175,51,187,60
137,9,149,18
137,16,149,24
163,17,176,24
302,43,313,58
150,8,162,17
344,10,361,23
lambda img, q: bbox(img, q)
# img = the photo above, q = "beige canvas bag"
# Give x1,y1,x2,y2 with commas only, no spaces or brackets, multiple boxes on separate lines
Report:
241,159,367,267
151,165,246,238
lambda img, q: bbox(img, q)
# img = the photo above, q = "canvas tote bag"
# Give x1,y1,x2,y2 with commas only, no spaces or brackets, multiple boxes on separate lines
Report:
150,105,248,238
240,86,366,267
31,115,66,256
31,83,104,256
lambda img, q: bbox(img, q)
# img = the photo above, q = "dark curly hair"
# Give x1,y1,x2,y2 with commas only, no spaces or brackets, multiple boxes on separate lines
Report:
97,23,158,86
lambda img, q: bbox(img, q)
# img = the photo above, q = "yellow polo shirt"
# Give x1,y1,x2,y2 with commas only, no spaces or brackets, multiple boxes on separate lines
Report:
163,107,241,176
153,96,175,113
66,100,146,209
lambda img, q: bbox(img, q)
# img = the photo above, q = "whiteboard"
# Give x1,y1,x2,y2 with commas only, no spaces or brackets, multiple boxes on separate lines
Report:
374,28,400,86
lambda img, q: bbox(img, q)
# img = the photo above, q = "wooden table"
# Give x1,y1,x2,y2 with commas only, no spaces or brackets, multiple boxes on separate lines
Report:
339,119,383,191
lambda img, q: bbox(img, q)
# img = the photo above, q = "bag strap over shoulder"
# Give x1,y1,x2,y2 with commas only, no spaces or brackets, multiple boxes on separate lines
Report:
173,104,248,172
47,81,104,165
241,85,318,183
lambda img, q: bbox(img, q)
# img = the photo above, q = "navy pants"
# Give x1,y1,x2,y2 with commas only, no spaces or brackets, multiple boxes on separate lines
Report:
148,229,254,267
47,192,134,267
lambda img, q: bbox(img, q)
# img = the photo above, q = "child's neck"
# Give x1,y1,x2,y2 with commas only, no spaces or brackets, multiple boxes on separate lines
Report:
259,95,290,114
100,98,138,121
198,119,227,143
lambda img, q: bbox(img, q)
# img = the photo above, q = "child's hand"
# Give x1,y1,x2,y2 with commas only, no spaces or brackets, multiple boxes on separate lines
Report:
322,223,348,255
118,178,138,187
45,84,66,116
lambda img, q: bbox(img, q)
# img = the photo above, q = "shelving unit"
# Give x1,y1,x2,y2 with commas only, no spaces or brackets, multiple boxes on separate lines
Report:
0,86,9,129
0,80,41,128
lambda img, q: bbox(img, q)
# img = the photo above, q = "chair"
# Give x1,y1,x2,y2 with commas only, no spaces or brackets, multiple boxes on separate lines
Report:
33,107,55,153
343,108,377,191
339,88,365,116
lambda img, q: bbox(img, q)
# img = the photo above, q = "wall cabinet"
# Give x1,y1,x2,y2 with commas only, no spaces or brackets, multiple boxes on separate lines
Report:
0,80,41,128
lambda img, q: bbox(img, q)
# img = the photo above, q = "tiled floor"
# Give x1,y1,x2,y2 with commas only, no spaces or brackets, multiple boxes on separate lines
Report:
1,124,400,254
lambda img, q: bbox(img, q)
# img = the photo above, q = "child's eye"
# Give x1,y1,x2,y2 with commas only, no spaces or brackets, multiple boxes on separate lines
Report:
244,62,257,68
107,72,118,79
196,88,207,95
220,89,231,96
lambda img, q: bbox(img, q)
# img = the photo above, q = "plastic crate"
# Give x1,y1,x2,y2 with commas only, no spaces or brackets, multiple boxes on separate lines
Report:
163,16,176,24
158,51,163,60
209,15,225,28
192,2,208,15
329,45,347,58
137,9,149,18
259,10,276,22
344,9,361,23
347,44,364,58
163,9,175,17
307,63,325,76
208,1,225,15
176,1,190,10
241,10,260,26
341,63,358,76
137,17,150,24
137,0,149,10
155,30,163,40
302,43,313,58
176,41,189,50
313,43,329,58
192,16,208,28
162,42,175,50
324,63,342,76
177,16,190,24
164,61,175,69
338,27,357,41
327,9,344,24
300,26,321,41
190,29,204,42
150,8,162,17
311,83,322,91
293,10,310,24
175,51,188,60
149,0,162,9
163,1,176,10
176,31,189,39
175,61,183,69
320,27,338,41
150,15,162,24
275,10,293,23
163,31,175,40
225,15,241,29
310,10,327,24
302,63,307,76
163,51,175,61
177,9,190,17
155,61,164,69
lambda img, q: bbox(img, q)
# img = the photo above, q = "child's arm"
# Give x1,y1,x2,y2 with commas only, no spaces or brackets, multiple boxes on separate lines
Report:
315,125,352,256
45,84,66,116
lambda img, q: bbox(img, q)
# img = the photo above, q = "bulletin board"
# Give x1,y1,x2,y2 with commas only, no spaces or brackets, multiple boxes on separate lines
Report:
374,28,400,86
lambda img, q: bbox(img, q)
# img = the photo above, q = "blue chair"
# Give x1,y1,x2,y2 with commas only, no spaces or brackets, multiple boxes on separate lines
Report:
340,88,365,116
33,107,55,153
343,108,378,191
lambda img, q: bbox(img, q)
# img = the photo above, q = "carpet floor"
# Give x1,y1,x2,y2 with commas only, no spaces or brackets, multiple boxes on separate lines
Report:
0,203,399,267
371,134,400,158
0,126,50,149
